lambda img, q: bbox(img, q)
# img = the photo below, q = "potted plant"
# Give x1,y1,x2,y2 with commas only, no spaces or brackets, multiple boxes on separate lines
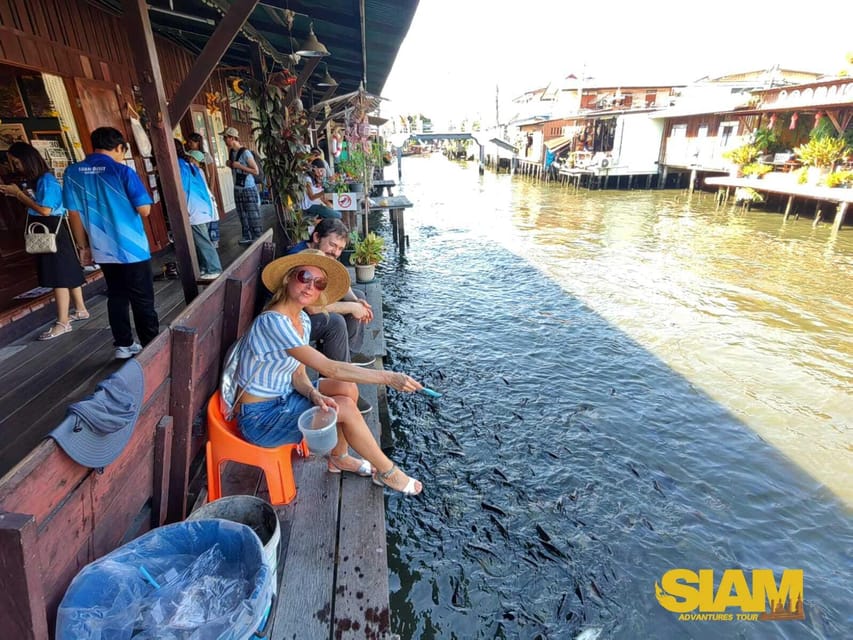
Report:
722,144,761,176
350,231,384,282
336,148,370,192
339,228,358,266
741,163,772,179
824,169,853,189
245,78,312,249
794,136,849,184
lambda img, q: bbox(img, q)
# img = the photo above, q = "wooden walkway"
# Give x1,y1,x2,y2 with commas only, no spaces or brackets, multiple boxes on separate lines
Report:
0,204,398,638
193,277,394,640
369,195,413,255
0,207,275,479
705,176,853,231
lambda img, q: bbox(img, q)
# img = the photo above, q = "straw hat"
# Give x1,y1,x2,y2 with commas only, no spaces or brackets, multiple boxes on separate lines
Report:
261,248,350,302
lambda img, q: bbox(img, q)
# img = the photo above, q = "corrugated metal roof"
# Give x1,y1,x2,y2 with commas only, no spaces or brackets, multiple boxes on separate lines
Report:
90,0,419,96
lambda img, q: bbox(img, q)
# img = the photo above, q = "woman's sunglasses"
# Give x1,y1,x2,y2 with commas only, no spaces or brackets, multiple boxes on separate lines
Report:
294,269,328,291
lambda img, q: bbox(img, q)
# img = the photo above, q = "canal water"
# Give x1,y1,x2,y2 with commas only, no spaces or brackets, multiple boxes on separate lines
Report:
373,156,851,639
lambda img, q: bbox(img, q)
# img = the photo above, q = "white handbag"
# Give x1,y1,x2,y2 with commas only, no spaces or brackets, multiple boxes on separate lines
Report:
24,220,59,254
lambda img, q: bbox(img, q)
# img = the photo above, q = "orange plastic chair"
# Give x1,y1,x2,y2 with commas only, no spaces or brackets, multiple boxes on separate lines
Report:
206,391,308,505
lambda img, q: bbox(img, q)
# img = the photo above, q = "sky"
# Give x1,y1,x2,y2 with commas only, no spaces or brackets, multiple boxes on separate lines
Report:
380,0,851,128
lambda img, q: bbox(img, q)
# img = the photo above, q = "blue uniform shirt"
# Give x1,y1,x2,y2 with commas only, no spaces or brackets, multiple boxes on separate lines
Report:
63,153,153,264
178,158,214,225
30,173,66,217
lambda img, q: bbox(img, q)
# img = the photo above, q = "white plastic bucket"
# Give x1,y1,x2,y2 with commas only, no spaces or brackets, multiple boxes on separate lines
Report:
188,495,281,596
297,406,338,455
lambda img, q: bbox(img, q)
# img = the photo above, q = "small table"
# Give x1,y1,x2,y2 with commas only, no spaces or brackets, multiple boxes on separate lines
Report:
369,195,413,254
372,179,396,196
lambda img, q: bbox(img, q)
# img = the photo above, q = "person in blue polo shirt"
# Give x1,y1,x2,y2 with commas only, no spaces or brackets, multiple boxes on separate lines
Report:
64,127,160,359
175,140,222,280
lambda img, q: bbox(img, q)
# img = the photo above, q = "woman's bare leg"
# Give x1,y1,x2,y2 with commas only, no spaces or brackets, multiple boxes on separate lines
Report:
319,380,422,494
54,288,70,324
70,286,88,314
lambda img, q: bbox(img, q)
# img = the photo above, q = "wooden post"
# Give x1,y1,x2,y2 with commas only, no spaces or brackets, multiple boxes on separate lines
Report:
813,207,823,227
221,278,244,355
122,0,199,304
167,326,199,522
152,416,173,527
0,512,49,640
783,195,794,221
167,0,260,124
832,202,848,233
478,144,485,175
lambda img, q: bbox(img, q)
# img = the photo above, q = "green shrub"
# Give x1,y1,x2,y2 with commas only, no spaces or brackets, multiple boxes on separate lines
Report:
742,163,772,178
723,144,761,165
824,170,853,188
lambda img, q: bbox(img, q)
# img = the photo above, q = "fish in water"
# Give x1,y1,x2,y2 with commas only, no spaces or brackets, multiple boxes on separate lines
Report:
574,628,602,640
490,514,509,539
481,501,507,517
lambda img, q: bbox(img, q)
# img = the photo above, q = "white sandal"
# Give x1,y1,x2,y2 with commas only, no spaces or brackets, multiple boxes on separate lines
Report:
372,464,422,496
38,321,72,341
327,453,373,477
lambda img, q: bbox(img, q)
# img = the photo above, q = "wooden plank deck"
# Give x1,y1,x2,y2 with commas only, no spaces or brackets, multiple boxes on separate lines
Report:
0,207,276,479
369,195,413,255
705,176,852,231
198,278,394,640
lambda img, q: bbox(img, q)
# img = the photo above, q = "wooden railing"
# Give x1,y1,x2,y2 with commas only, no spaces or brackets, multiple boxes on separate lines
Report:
0,232,273,638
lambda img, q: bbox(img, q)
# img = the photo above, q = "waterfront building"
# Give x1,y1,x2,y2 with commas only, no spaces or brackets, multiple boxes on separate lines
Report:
0,1,418,635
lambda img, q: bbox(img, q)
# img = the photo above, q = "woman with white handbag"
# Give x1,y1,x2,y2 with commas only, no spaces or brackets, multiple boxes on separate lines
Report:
0,142,89,340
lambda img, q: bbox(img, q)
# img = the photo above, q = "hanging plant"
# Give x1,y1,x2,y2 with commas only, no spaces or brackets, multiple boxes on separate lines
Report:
244,79,312,247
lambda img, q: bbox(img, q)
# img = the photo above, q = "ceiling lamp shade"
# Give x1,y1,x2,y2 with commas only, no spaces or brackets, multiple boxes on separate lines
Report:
296,23,329,58
317,65,338,87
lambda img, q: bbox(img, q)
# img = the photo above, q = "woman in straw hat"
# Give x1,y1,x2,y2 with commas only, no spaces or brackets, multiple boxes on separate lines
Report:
235,249,423,496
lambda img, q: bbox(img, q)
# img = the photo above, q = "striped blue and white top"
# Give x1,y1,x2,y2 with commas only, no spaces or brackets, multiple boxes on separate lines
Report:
236,310,311,398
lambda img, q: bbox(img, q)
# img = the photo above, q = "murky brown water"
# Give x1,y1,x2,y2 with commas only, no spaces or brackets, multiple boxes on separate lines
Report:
375,156,851,639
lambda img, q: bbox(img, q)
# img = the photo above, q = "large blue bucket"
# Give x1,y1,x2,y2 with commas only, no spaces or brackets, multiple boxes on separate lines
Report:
56,519,273,639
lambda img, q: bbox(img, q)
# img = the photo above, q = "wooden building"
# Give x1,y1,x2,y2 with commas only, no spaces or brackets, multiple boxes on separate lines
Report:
0,0,253,324
0,1,420,636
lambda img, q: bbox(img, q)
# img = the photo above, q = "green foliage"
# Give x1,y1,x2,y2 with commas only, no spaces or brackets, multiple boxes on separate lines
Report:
347,228,359,249
742,162,772,177
723,144,761,166
811,116,836,141
246,80,312,243
752,127,783,154
337,148,370,183
734,187,764,203
824,170,853,188
350,231,385,266
794,136,849,168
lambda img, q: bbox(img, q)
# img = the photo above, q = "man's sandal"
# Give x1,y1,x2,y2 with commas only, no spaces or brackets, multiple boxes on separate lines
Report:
372,464,422,496
327,453,373,477
38,321,71,341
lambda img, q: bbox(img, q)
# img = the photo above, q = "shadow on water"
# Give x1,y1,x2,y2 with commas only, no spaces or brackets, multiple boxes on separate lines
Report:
370,158,851,639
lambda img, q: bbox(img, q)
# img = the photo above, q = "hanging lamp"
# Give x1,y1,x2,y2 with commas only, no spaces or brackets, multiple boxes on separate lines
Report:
317,64,338,87
296,22,329,58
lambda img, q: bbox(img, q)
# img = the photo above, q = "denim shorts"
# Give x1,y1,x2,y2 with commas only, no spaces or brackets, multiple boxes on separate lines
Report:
238,385,317,447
